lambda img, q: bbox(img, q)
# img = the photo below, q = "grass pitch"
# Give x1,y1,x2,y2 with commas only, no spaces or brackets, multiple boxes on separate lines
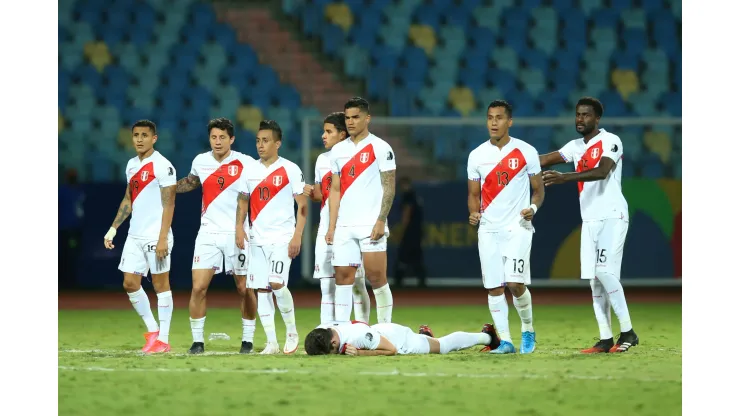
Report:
59,303,681,416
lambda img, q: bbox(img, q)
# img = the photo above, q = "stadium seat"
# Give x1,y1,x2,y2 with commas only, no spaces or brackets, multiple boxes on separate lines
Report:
611,69,640,100
644,131,672,164
408,24,437,56
448,86,476,116
325,2,353,32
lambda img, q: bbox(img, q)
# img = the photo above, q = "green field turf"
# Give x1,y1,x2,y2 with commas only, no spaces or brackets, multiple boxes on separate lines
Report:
59,304,681,416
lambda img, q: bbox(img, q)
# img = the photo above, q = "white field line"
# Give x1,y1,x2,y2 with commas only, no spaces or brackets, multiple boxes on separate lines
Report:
57,365,680,383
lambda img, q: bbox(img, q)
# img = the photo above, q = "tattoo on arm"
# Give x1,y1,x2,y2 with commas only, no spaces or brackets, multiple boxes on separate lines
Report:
236,192,249,225
176,174,201,193
112,185,132,228
378,170,396,221
161,185,176,207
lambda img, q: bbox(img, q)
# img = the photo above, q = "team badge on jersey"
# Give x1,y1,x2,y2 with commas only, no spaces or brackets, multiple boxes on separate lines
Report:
591,148,600,159
228,165,239,176
360,152,370,163
273,175,283,186
141,171,149,181
508,158,519,169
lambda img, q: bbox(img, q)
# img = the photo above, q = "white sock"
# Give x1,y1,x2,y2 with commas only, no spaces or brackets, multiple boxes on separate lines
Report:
128,287,159,332
190,316,205,343
334,284,353,322
488,294,511,343
352,276,371,323
439,332,492,354
242,318,256,343
590,279,613,339
257,291,278,344
320,278,336,324
156,291,173,343
373,283,394,323
596,273,633,332
512,288,534,333
273,286,297,334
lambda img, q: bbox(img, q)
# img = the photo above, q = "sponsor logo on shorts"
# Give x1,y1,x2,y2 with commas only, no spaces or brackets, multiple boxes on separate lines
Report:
315,264,319,271
194,256,200,263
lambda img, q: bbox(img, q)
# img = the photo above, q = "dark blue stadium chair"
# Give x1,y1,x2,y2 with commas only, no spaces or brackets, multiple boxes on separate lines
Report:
591,8,620,28
370,47,399,72
170,47,199,73
277,85,302,109
461,48,490,75
552,0,576,9
507,90,535,116
445,6,471,27
623,29,647,56
397,71,425,95
190,2,217,31
659,92,681,117
342,0,364,14
75,64,103,98
388,88,411,117
535,95,564,117
367,71,393,101
209,24,238,54
360,8,383,30
640,155,665,179
413,7,443,32
255,65,279,91
321,23,346,57
459,68,486,93
521,0,544,9
75,0,102,25
621,158,636,178
639,0,666,15
521,48,550,73
467,26,496,54
611,49,641,71
672,59,681,92
230,44,259,74
652,14,679,59
348,24,377,50
400,46,428,74
600,91,630,117
59,71,71,111
300,2,321,36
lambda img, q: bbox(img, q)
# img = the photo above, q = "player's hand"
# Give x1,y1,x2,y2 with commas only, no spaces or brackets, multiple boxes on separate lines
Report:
288,235,301,258
520,208,535,221
469,212,482,226
542,170,565,186
302,184,313,198
325,229,334,245
236,228,248,250
343,344,359,356
104,227,116,249
370,220,385,240
155,238,169,270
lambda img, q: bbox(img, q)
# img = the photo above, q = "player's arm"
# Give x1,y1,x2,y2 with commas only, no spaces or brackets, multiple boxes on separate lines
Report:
175,174,201,193
530,173,545,209
539,151,567,168
104,184,132,248
235,191,249,250
306,183,322,202
327,173,341,239
543,158,615,186
349,336,397,357
289,193,308,258
378,170,396,222
154,184,176,259
467,179,481,225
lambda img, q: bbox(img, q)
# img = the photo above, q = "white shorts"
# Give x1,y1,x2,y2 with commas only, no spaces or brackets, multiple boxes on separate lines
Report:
373,323,430,355
314,236,366,279
331,226,387,268
192,232,249,276
248,243,292,289
580,218,629,280
478,228,532,289
118,236,174,276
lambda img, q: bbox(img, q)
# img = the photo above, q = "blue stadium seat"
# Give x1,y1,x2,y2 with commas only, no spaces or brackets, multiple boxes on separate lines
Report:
591,8,620,29
486,69,517,95
623,29,648,56
342,45,370,78
321,24,346,57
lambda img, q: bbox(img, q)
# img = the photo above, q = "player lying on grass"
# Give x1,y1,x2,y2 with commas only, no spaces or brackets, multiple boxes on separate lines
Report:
304,321,500,356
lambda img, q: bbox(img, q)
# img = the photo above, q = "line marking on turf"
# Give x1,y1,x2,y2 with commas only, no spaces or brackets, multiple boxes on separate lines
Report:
57,365,679,383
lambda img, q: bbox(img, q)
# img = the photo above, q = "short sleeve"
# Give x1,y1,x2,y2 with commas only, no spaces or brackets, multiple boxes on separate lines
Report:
289,164,305,195
558,140,576,163
525,146,542,176
157,160,177,187
600,134,624,163
189,157,198,177
238,161,252,195
314,158,321,184
348,325,381,350
467,151,480,181
375,141,396,172
329,149,341,175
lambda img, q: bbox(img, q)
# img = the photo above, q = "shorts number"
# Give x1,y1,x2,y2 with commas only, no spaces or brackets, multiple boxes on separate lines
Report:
271,260,284,274
146,244,157,252
349,165,355,177
217,176,225,190
596,249,607,263
258,186,271,201
496,171,509,186
511,258,524,274
238,253,246,267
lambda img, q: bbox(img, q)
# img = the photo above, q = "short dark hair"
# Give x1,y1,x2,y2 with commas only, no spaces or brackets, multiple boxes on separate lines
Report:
208,117,235,137
576,97,604,118
323,112,348,135
258,120,282,141
132,119,157,135
487,100,513,118
344,96,370,113
304,328,334,356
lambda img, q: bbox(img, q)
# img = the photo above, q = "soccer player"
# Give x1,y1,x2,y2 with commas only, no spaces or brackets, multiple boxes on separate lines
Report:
326,97,395,324
235,120,306,354
103,120,176,354
539,97,639,353
175,118,258,355
467,100,545,354
304,112,371,325
304,321,501,356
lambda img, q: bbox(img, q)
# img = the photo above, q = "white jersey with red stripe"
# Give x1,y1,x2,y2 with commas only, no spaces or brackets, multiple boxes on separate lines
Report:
558,129,629,222
329,133,395,229
316,321,381,353
314,151,333,236
467,138,541,232
125,150,177,239
189,150,255,234
239,156,304,246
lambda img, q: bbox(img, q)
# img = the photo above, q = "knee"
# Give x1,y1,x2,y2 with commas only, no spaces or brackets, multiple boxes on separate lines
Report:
236,285,247,298
488,287,505,297
506,282,525,297
122,279,140,293
269,282,284,291
191,283,208,298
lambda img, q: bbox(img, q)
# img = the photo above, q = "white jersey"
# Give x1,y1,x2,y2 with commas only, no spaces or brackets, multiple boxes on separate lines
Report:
314,151,333,236
125,150,176,239
329,133,395,228
317,321,381,353
558,128,629,222
239,157,304,246
467,138,541,232
190,150,255,234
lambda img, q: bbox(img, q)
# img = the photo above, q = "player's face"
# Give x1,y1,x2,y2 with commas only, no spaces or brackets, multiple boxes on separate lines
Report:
487,106,512,142
209,128,235,157
256,130,280,160
321,123,346,149
575,105,599,135
344,108,370,137
131,127,157,155
330,333,341,354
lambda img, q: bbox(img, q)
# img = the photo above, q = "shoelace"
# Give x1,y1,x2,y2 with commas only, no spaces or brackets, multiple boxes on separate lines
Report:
522,332,536,345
